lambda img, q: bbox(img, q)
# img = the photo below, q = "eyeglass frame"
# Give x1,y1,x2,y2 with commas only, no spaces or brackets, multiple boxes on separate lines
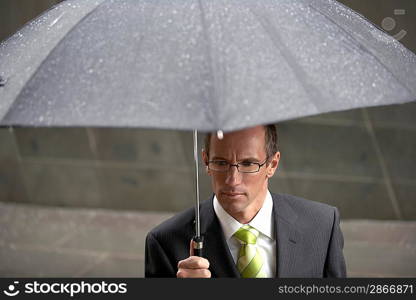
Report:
207,157,269,173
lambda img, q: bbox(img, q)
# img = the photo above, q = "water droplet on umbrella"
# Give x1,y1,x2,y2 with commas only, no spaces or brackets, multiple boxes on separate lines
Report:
50,12,65,27
0,75,7,87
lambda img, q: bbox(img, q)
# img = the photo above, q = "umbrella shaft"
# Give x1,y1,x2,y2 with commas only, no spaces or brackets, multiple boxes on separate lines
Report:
193,130,200,238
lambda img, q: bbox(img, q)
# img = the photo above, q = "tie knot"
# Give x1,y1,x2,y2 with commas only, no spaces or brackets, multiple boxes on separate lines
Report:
233,225,259,244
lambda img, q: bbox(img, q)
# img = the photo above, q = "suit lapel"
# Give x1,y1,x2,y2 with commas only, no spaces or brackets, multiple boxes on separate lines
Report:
199,196,240,278
272,193,300,277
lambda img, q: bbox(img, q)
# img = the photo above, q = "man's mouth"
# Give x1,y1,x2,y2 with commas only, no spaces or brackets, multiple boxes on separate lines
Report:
221,191,245,197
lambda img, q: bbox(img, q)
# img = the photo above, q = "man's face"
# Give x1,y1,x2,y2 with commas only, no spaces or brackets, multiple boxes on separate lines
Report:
202,126,280,222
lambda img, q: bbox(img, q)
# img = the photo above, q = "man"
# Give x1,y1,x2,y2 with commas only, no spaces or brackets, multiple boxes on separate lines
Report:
145,125,346,278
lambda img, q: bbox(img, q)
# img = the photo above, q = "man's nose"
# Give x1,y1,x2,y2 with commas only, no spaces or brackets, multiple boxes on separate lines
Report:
225,164,242,186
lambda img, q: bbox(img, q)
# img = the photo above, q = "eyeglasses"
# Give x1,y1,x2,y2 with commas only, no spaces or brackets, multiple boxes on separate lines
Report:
207,158,268,173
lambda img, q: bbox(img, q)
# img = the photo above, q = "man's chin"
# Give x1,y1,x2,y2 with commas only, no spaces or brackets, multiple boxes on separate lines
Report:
219,202,248,221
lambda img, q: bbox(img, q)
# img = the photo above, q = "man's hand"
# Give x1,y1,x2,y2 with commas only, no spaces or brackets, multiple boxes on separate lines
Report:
176,240,211,278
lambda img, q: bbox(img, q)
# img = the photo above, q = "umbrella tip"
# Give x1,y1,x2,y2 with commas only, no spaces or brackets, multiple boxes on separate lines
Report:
0,75,6,87
217,130,223,140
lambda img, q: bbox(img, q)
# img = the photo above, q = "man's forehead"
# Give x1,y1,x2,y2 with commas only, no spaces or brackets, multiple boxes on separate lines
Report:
209,126,266,156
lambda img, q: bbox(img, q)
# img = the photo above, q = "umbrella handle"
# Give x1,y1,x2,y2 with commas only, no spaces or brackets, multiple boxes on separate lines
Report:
192,235,204,257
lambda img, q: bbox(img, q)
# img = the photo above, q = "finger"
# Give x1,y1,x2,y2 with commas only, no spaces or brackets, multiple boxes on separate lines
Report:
177,268,211,278
178,256,210,269
189,239,194,256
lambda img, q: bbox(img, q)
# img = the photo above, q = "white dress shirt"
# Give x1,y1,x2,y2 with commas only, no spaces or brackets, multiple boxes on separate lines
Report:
213,190,276,277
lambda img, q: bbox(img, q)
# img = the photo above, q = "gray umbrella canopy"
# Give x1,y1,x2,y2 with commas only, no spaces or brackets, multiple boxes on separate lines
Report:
0,0,415,131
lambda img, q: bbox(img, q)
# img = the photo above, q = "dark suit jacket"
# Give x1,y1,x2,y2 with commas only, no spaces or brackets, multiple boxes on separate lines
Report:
145,193,346,277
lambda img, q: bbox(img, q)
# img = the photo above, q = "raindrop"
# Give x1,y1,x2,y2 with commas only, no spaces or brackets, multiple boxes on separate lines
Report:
0,75,6,87
50,12,65,27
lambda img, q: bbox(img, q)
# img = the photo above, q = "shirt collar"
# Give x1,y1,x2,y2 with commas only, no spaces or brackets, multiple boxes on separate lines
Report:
213,190,275,241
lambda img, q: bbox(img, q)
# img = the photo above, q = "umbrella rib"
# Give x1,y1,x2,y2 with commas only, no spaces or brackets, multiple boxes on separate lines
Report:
308,2,416,99
197,0,220,129
2,0,109,122
247,5,326,115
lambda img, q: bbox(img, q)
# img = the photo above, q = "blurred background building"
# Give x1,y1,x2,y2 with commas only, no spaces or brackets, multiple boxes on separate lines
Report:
0,0,415,277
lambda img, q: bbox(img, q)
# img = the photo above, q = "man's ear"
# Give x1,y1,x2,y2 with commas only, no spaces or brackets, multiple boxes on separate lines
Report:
266,151,280,178
201,149,210,174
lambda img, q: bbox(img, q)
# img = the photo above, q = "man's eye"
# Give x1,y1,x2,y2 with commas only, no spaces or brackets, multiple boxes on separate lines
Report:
214,161,228,166
240,161,255,167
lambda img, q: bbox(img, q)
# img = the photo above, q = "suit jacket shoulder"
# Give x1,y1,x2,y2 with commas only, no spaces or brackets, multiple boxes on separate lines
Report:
271,193,346,277
148,205,195,238
145,201,208,277
273,193,337,229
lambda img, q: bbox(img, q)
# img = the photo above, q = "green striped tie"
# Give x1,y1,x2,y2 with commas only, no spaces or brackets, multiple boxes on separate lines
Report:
233,225,266,278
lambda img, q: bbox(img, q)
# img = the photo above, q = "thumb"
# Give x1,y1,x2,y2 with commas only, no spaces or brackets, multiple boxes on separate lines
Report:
189,239,195,256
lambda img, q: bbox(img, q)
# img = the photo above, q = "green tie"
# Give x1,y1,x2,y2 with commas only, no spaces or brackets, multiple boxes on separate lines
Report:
233,225,266,278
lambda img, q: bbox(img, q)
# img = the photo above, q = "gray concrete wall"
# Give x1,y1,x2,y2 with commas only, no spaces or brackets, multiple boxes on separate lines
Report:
0,0,415,220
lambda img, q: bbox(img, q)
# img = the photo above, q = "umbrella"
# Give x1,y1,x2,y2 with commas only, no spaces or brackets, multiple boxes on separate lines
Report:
1,0,415,129
1,0,416,254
